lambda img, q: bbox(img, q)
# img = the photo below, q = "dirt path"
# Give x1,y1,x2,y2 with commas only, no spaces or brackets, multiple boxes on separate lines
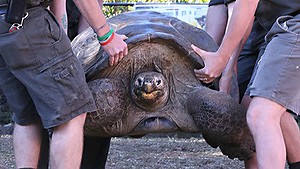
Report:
0,133,245,169
105,135,244,169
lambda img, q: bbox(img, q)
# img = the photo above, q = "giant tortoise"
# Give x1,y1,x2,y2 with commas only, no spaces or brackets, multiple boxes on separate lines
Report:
0,11,255,161
70,11,255,160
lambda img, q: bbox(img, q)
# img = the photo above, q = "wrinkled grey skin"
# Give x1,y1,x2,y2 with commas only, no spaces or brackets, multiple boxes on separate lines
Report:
0,11,255,160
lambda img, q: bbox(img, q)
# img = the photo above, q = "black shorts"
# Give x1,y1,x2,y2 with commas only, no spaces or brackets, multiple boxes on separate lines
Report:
67,0,81,40
0,6,96,128
237,20,267,99
208,0,224,6
208,0,236,6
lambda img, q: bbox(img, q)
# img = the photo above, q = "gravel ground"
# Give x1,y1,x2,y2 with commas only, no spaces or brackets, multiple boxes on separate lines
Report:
105,134,244,169
0,132,245,169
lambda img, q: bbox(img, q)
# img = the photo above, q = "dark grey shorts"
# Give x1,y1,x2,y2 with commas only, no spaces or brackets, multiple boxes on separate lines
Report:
0,7,96,128
246,14,300,115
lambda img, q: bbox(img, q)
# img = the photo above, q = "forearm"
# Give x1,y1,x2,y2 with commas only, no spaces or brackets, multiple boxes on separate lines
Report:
50,0,68,34
233,16,254,65
78,0,103,33
228,9,255,74
218,0,258,63
220,5,254,93
72,0,109,37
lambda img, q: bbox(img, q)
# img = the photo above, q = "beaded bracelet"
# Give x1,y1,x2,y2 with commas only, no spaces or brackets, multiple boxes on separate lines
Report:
99,32,115,46
97,27,114,41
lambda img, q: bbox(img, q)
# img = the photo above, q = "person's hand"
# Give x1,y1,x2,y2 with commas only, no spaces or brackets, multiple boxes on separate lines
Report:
191,44,228,84
102,33,128,66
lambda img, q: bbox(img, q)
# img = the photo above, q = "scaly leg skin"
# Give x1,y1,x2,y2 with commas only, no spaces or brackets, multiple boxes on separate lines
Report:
187,86,255,160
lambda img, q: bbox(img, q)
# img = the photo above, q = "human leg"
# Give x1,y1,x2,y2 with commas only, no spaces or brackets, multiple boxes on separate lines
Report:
241,96,257,169
10,7,95,168
244,154,258,169
13,123,43,168
242,95,300,169
0,54,43,168
67,2,112,168
246,102,300,169
81,137,111,169
241,63,300,169
37,129,50,169
0,73,43,169
288,162,300,169
235,21,265,169
41,52,94,168
50,113,86,169
247,97,286,168
241,12,300,168
281,112,300,167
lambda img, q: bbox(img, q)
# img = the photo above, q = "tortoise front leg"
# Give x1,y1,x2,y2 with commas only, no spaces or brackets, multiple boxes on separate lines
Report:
187,86,255,160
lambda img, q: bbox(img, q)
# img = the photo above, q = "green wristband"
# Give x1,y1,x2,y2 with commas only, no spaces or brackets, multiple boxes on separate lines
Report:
97,28,114,41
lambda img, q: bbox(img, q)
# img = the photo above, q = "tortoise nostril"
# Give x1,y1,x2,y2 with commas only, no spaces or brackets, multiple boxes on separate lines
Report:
145,79,152,84
144,83,152,93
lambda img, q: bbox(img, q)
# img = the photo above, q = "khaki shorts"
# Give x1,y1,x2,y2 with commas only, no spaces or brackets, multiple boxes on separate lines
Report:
246,14,300,116
0,7,96,128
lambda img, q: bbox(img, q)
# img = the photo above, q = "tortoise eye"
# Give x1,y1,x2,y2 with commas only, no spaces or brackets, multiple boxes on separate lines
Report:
156,79,161,86
137,78,143,87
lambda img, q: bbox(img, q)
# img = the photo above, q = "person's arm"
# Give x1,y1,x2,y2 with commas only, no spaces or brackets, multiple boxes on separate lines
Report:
192,0,258,84
217,0,258,65
50,0,68,34
205,4,228,46
77,0,103,34
72,0,128,66
218,1,254,101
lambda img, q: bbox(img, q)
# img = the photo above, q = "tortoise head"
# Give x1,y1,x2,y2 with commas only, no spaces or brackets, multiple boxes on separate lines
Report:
131,71,169,111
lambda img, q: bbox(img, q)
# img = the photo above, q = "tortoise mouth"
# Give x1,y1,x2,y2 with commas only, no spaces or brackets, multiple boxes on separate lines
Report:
130,116,178,135
140,91,160,100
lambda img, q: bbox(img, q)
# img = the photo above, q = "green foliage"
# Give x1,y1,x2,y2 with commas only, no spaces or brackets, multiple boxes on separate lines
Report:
103,4,133,17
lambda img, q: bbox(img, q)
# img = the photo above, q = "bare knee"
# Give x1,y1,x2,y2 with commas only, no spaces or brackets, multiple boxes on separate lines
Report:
246,106,262,133
52,113,87,134
246,99,273,133
246,97,285,134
